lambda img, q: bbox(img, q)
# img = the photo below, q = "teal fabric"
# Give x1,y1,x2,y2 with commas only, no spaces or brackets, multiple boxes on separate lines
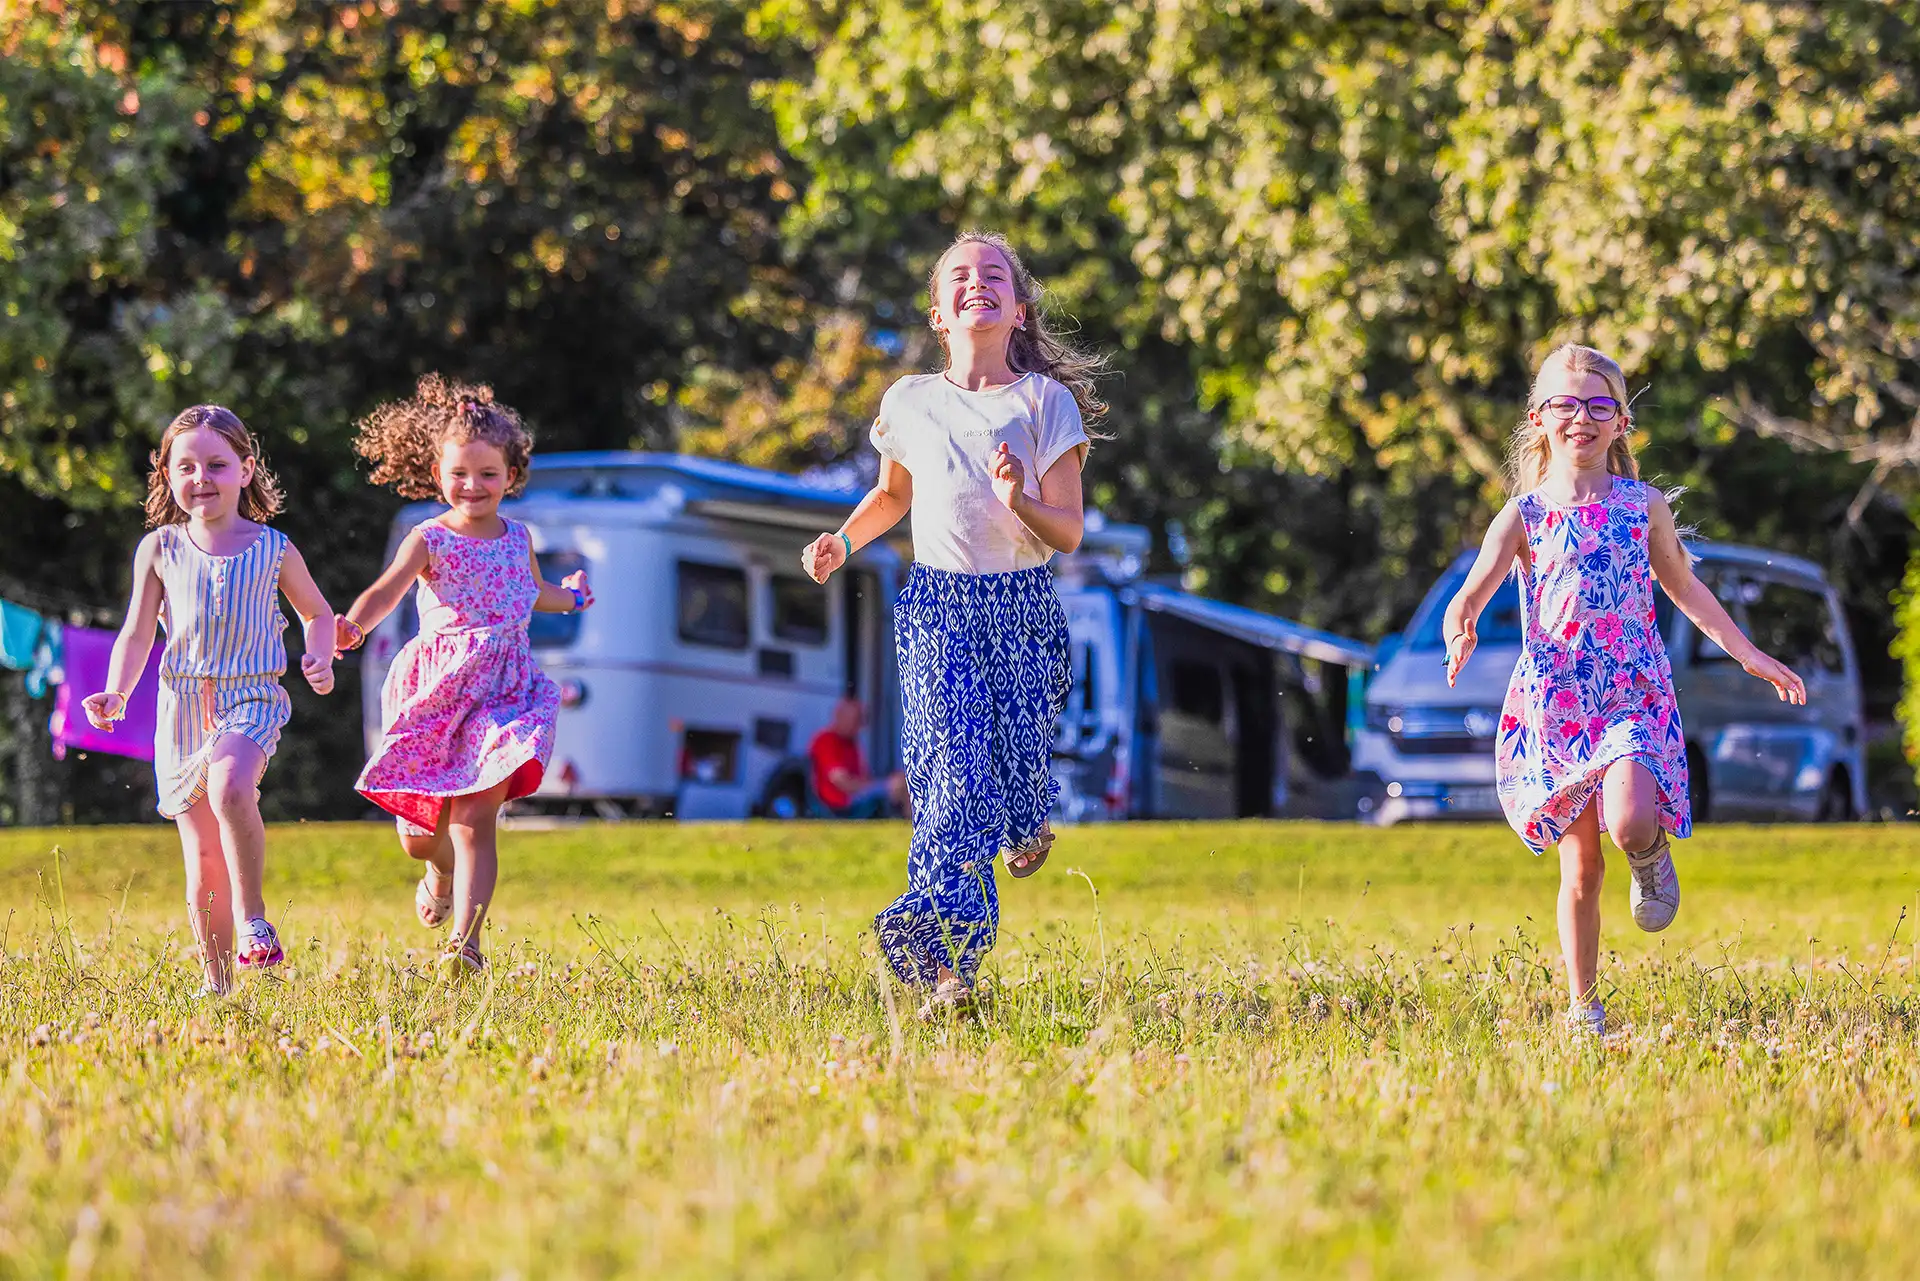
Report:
0,600,42,671
25,623,63,698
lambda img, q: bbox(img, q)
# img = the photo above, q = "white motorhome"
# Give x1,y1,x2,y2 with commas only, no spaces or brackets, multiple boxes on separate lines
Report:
361,452,1375,822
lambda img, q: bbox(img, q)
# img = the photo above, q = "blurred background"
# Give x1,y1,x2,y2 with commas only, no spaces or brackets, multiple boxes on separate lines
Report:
3,0,1917,825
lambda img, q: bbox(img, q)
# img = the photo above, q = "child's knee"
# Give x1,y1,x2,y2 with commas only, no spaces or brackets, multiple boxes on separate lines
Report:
1611,811,1660,854
206,768,256,818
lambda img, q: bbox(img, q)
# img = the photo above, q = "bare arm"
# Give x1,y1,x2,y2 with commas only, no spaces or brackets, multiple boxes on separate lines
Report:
999,445,1086,554
82,533,166,730
1441,503,1526,686
802,458,914,584
278,543,337,694
1646,492,1806,704
527,546,593,614
338,529,431,643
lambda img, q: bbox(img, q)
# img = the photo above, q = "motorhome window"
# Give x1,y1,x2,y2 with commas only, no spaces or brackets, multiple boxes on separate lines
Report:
1746,581,1844,674
770,576,830,646
1409,570,1523,649
1168,660,1224,724
677,562,750,649
528,552,587,649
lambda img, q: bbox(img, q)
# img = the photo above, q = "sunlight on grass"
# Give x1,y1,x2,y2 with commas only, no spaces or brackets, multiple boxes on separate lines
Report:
2,822,1918,1277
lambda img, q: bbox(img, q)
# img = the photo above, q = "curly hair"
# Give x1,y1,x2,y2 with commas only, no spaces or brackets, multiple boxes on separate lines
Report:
354,374,535,500
927,231,1111,425
145,405,285,528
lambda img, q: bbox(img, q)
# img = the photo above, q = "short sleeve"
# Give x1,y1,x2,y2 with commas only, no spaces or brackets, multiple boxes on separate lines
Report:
869,381,907,463
1034,379,1091,476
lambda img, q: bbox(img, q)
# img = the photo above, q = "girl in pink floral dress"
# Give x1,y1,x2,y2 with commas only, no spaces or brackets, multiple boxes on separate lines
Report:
1442,344,1806,1037
335,376,592,974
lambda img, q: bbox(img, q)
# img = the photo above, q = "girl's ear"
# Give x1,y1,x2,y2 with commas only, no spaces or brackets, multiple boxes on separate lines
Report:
1014,302,1028,332
928,305,945,334
238,456,256,487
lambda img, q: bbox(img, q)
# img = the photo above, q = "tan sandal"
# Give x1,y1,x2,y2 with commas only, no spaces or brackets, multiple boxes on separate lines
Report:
917,973,977,1022
415,871,453,929
437,938,485,980
1003,827,1054,879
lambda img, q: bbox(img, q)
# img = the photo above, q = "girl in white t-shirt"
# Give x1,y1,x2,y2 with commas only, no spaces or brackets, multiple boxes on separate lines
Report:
802,231,1106,1018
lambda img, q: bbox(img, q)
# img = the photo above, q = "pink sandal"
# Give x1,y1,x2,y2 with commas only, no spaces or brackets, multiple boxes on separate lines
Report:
236,917,284,970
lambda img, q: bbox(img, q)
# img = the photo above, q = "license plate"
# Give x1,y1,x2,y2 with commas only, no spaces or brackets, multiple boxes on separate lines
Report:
1443,786,1499,813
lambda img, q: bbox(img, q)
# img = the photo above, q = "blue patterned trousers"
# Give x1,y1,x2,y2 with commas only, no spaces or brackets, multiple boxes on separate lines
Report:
874,565,1071,987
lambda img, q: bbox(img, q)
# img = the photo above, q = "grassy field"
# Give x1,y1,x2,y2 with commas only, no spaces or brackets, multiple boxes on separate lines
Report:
3,820,1920,1279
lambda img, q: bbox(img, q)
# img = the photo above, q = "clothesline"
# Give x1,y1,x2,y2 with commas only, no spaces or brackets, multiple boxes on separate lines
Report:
0,576,119,627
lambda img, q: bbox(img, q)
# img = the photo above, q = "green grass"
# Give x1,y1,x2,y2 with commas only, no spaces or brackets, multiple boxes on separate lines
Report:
3,820,1920,1278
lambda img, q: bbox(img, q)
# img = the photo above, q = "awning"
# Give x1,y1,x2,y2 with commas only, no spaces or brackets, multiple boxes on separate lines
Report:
1134,583,1375,668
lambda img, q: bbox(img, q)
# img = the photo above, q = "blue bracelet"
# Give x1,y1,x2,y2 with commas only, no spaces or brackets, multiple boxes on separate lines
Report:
838,531,853,560
567,585,587,612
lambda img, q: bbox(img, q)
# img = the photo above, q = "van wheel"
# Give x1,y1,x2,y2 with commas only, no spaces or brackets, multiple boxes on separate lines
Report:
1686,743,1711,824
1817,769,1855,822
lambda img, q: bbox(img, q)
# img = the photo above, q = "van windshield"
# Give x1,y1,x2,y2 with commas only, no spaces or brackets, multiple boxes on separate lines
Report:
1408,568,1523,650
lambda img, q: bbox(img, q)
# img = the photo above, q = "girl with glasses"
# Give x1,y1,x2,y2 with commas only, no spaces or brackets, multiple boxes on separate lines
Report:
1440,343,1805,1038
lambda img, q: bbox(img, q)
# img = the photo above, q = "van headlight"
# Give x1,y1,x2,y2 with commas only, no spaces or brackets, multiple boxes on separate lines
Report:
1365,704,1403,734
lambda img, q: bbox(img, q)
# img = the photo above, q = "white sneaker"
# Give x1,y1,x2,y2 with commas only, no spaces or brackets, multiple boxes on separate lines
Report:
1565,1000,1605,1038
1626,830,1680,932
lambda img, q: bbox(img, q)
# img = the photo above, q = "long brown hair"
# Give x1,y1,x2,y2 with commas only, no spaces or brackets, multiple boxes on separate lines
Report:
928,231,1110,423
1506,343,1640,495
144,405,284,527
354,374,534,500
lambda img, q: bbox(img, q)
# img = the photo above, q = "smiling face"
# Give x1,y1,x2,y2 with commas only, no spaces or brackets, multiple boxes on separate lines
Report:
434,437,513,519
930,240,1026,339
1529,366,1628,473
165,425,255,523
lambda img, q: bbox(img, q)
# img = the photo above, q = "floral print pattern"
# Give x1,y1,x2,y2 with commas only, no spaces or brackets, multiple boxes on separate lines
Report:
357,519,558,834
1496,478,1690,853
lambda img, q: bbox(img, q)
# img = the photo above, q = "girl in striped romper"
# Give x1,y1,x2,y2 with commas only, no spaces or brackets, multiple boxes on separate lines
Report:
335,376,591,977
84,406,337,993
802,232,1106,1019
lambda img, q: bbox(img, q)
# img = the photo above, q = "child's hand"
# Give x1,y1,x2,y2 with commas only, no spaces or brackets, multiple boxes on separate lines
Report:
80,691,126,732
333,613,365,658
801,533,845,585
301,653,335,696
990,443,1025,511
562,570,594,610
1743,650,1808,705
1444,623,1476,688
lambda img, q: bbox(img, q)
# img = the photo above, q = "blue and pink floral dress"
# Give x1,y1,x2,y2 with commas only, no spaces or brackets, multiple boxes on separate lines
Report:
1495,477,1691,853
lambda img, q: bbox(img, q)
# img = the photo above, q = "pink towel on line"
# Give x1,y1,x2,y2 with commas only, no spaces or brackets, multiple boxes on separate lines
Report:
49,626,163,762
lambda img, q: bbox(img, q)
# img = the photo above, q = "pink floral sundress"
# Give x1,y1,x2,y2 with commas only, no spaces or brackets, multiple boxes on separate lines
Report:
1495,477,1691,853
357,518,558,834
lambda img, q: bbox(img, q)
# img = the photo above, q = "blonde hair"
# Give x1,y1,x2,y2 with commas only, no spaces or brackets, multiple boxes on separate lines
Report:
354,374,534,500
928,231,1110,423
145,405,284,527
1506,343,1640,495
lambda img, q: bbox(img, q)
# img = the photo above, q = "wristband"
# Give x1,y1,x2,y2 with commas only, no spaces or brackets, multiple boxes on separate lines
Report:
567,585,587,613
339,618,366,651
838,531,853,561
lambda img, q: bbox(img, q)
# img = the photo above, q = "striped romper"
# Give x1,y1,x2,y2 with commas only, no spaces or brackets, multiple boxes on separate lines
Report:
152,523,294,818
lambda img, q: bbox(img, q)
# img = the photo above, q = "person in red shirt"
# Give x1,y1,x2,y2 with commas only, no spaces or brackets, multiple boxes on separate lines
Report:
808,697,907,819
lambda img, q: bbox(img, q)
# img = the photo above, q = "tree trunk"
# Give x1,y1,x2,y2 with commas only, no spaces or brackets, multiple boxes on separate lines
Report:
6,672,61,827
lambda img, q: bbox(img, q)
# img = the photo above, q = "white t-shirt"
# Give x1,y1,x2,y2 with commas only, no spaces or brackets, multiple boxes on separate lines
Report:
870,371,1091,575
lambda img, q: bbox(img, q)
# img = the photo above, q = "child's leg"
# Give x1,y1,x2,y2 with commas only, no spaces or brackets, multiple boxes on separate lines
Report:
399,800,455,879
204,735,270,923
176,802,233,988
445,780,512,953
1556,798,1606,1008
1600,759,1661,853
1602,757,1680,931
